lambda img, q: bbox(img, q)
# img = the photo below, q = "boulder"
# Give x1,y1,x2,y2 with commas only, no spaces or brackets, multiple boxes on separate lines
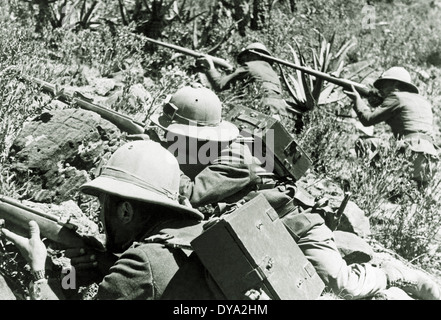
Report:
8,108,124,203
334,230,374,264
337,200,371,238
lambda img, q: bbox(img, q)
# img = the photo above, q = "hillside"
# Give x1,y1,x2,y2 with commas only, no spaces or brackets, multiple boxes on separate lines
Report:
1,0,441,300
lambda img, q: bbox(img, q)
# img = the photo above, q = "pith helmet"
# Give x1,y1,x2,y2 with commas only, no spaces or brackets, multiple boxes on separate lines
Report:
237,42,271,64
150,85,239,142
80,140,203,220
373,67,419,94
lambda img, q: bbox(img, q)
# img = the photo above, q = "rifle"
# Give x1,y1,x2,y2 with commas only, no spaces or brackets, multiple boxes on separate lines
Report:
248,49,380,99
0,195,106,252
144,37,234,71
332,192,352,230
21,76,146,135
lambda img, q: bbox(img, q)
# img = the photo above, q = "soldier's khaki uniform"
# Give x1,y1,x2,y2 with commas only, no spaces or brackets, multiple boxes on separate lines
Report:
354,86,438,185
201,43,289,118
97,220,217,300
206,60,288,117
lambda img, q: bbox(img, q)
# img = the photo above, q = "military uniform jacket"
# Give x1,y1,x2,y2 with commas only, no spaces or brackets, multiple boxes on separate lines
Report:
207,60,282,96
354,91,438,156
179,141,325,242
97,220,218,300
179,141,263,208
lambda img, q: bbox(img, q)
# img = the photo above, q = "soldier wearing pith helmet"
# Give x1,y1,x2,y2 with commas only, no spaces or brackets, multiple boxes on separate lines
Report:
0,140,235,300
150,84,265,208
347,66,439,187
150,84,239,144
236,42,272,64
196,41,295,120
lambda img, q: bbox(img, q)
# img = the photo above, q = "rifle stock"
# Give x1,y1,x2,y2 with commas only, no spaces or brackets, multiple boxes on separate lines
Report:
145,37,234,71
0,195,106,251
248,49,378,98
22,76,146,135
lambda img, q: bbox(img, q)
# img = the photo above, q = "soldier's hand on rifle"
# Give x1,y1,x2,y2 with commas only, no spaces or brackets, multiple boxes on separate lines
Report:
65,247,118,285
344,84,362,102
0,220,47,272
196,56,215,71
367,90,384,108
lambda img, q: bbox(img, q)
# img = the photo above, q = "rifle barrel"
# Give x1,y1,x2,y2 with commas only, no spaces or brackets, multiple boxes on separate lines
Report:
145,37,234,70
0,196,85,248
248,49,373,97
22,76,146,135
0,195,59,222
73,98,145,135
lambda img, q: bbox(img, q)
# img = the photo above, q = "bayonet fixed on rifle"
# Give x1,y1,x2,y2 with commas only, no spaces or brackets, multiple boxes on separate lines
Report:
248,49,380,99
145,37,234,71
0,195,106,251
21,76,146,135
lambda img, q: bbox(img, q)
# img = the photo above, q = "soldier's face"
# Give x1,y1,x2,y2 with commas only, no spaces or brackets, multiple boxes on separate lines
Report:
98,194,130,253
379,80,398,96
240,52,260,64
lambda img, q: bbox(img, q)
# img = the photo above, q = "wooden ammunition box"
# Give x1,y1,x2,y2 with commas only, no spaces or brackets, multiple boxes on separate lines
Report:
226,106,312,181
191,194,325,300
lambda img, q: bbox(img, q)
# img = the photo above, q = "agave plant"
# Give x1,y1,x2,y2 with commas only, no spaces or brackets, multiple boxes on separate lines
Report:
281,31,356,111
32,0,101,31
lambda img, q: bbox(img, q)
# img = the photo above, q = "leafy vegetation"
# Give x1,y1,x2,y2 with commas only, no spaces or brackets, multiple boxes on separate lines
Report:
1,0,441,299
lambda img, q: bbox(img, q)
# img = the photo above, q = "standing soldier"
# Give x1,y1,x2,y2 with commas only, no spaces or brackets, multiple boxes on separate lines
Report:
346,66,439,187
197,42,298,121
150,85,441,300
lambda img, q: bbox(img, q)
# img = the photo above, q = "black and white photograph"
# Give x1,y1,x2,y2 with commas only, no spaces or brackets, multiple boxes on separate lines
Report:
0,0,441,308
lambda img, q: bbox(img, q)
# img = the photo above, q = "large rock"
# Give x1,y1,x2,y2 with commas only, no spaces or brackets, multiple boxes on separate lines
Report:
295,173,372,238
8,108,124,203
334,230,374,264
337,200,371,238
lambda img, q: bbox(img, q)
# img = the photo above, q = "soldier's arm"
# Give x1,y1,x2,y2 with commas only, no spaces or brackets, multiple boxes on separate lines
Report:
180,142,263,207
206,65,249,91
197,56,247,91
180,163,261,208
0,221,60,300
353,93,400,127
